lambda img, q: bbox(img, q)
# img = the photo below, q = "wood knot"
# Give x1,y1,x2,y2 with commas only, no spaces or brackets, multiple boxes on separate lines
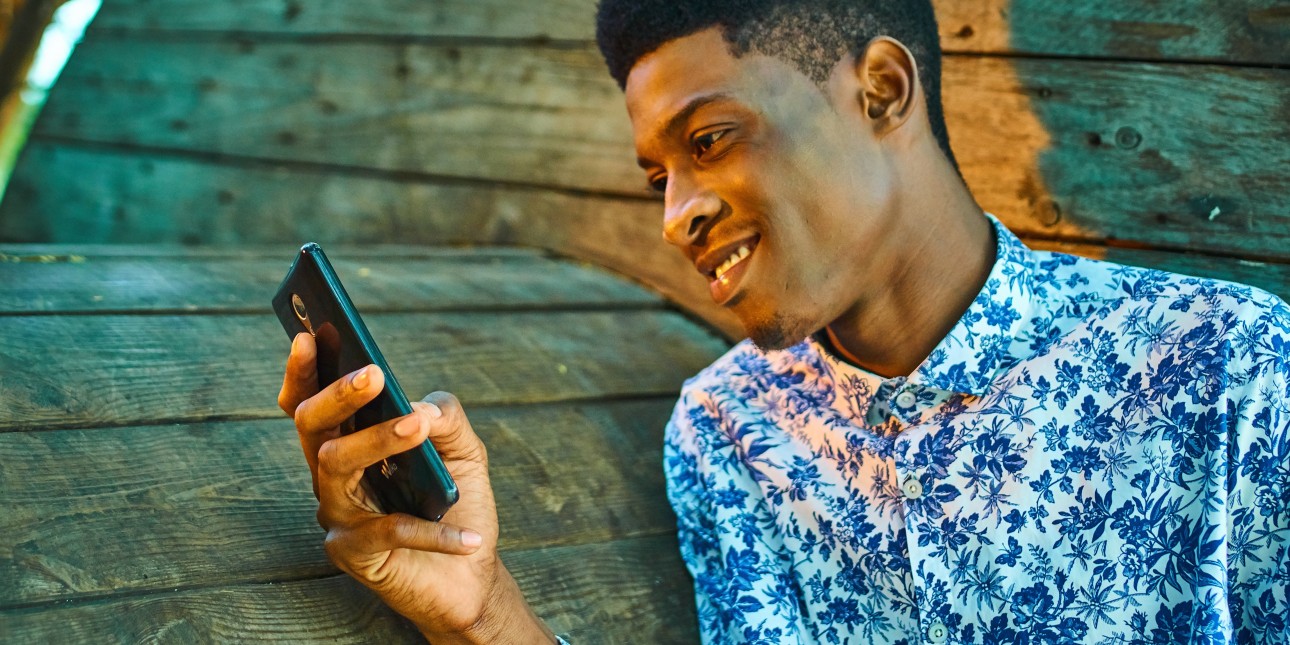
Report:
1115,126,1142,149
1039,199,1063,227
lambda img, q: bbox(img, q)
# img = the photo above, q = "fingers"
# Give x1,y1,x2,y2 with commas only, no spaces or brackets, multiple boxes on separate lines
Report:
278,333,319,416
420,392,488,465
314,402,438,526
294,364,386,436
326,514,484,565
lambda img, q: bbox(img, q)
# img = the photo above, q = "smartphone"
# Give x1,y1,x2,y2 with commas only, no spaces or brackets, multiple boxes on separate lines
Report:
272,243,458,521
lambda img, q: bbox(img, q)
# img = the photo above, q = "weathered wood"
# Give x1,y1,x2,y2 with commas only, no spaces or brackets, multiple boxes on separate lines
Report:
16,41,1288,259
1,536,698,643
0,310,729,431
89,0,596,41
947,57,1290,260
0,251,659,314
83,0,1290,66
30,39,638,193
0,399,681,605
0,143,741,337
0,244,539,258
5,144,1287,340
935,0,1289,66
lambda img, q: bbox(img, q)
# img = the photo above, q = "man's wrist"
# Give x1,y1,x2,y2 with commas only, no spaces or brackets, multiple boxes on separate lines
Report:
417,561,555,645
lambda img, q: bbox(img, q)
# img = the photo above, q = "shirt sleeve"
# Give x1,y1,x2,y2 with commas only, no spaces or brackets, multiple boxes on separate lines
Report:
1226,292,1290,641
664,390,810,644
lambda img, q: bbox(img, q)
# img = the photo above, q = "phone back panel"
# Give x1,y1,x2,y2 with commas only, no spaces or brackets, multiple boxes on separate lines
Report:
272,244,458,520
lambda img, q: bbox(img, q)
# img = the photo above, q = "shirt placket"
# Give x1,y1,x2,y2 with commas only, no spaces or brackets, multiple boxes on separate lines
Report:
883,379,954,645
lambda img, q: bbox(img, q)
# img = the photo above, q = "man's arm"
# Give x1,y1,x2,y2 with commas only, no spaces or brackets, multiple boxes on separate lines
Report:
1226,294,1290,642
278,333,556,643
664,394,810,644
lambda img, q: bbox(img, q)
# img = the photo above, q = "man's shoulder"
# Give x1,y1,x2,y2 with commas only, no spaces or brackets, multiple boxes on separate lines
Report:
678,337,819,396
1033,248,1289,323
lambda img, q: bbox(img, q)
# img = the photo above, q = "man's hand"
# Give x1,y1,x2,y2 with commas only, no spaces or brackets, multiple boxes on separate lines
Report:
277,332,555,644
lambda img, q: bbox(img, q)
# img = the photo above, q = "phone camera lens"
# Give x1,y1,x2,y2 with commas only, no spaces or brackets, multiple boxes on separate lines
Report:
291,294,309,322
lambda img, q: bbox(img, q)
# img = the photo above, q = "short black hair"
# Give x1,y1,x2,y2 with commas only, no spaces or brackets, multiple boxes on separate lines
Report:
595,0,957,170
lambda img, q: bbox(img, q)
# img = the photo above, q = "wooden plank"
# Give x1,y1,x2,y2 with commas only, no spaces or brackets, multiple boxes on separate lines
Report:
83,0,1290,66
0,399,681,606
0,310,729,431
7,144,1288,340
16,42,1289,259
88,0,596,41
0,244,541,258
935,0,1289,66
0,252,660,314
0,536,698,643
29,39,641,194
0,144,743,338
946,57,1290,261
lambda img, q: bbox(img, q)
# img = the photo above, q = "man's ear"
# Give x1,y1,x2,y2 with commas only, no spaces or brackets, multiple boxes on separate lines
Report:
855,36,919,137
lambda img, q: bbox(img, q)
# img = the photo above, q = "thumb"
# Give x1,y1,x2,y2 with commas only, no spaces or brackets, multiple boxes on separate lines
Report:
417,392,487,465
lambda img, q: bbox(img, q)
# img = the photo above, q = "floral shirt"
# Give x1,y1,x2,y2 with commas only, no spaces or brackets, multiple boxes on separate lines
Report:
664,215,1290,644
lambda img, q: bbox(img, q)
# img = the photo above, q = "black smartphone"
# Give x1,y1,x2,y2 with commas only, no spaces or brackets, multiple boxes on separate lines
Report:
272,243,458,521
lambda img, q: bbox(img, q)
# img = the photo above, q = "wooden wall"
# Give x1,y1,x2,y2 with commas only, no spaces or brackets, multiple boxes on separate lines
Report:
1,0,1288,336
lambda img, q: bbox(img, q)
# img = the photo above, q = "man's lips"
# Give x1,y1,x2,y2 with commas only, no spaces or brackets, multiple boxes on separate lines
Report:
695,234,761,279
695,235,760,305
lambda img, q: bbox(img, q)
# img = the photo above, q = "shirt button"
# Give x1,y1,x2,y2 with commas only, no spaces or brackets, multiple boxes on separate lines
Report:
901,476,924,500
927,621,948,644
895,390,917,408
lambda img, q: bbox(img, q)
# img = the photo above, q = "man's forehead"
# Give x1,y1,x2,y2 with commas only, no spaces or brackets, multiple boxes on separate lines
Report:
624,28,744,124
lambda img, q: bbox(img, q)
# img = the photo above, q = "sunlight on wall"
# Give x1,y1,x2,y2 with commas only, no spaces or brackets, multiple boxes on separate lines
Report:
0,0,101,201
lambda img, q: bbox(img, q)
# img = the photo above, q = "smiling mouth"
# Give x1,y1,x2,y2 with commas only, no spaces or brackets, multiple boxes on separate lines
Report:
713,244,752,279
701,235,759,278
702,235,760,305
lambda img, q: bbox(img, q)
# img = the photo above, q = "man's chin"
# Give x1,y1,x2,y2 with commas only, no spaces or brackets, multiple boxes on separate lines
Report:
744,311,814,352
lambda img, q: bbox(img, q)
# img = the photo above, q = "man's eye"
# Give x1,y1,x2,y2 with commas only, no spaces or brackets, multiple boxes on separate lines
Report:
649,176,668,193
693,130,727,157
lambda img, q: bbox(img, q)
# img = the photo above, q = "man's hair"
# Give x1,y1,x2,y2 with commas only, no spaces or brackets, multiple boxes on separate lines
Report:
595,0,957,169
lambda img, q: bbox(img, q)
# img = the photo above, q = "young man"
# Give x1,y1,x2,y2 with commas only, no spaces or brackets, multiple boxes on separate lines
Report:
278,1,1290,642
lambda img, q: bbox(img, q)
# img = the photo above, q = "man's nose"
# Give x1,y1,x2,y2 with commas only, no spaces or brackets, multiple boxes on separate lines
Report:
662,175,720,248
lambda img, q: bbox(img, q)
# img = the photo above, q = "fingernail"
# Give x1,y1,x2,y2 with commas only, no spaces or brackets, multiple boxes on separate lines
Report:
395,414,419,437
351,366,370,389
461,530,482,548
426,403,443,419
291,333,302,353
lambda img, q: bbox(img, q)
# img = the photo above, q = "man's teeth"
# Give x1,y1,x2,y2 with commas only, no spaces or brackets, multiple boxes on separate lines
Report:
715,245,752,279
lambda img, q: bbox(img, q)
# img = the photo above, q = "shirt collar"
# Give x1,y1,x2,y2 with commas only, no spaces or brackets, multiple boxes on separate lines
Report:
808,214,1040,398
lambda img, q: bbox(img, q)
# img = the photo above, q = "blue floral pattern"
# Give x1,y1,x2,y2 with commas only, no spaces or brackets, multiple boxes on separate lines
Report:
664,216,1290,644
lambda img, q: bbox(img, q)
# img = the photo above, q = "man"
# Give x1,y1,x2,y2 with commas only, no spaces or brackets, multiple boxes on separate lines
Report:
278,0,1290,643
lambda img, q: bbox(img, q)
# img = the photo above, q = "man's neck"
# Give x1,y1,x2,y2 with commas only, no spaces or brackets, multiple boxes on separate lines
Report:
823,169,995,379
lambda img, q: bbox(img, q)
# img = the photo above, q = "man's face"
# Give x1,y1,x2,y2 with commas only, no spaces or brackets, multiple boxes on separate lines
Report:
625,27,898,350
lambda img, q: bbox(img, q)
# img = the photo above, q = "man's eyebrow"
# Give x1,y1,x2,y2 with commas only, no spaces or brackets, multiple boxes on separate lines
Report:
636,92,735,169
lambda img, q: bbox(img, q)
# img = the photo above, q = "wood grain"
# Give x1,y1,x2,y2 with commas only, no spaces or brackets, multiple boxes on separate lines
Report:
29,39,639,194
89,0,597,41
3,144,1286,339
0,399,683,606
935,0,1289,65
946,57,1290,260
0,143,741,337
1,536,698,643
83,0,1290,66
0,251,659,314
15,41,1288,259
0,310,729,431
